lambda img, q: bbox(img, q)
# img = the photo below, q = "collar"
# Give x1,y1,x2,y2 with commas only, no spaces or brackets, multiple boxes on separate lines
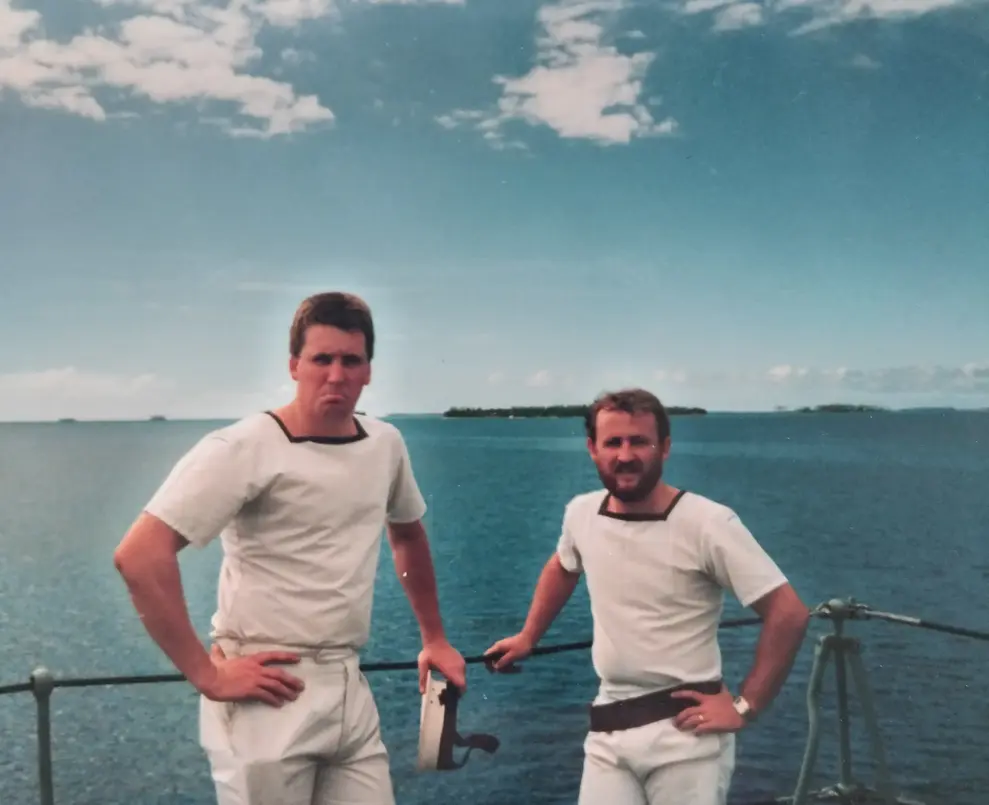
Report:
417,671,500,771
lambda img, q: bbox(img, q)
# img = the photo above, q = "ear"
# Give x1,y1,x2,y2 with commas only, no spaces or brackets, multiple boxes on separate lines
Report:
660,436,671,460
289,355,299,381
586,436,597,458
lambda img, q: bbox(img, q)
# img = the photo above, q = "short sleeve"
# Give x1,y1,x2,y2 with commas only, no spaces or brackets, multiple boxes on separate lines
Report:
387,432,427,524
144,433,258,549
556,503,583,574
702,509,787,607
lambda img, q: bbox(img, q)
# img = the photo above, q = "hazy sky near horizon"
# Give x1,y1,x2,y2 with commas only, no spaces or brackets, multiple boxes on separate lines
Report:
1,0,987,420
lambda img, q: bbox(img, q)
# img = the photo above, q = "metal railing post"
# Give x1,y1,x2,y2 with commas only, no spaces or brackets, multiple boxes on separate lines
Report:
791,630,833,805
790,598,903,805
30,666,55,805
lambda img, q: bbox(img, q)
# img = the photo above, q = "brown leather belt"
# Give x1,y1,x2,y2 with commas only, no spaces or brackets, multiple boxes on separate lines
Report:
588,679,724,732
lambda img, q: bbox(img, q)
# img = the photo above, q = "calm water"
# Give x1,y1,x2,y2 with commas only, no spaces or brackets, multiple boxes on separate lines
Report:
1,411,987,805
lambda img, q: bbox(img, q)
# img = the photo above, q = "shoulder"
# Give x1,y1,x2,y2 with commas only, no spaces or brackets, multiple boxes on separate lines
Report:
356,413,402,440
355,414,408,453
355,415,414,471
194,412,282,456
180,413,275,454
218,411,282,440
672,491,739,529
562,489,608,525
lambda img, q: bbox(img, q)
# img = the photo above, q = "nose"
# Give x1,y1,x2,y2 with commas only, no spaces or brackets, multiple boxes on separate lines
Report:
616,441,635,461
326,360,346,382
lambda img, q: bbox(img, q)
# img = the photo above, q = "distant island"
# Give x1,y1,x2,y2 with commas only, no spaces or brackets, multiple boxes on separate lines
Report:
442,404,707,418
793,404,888,413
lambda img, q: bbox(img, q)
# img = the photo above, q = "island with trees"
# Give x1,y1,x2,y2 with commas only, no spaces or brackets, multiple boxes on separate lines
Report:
793,403,888,413
442,404,707,418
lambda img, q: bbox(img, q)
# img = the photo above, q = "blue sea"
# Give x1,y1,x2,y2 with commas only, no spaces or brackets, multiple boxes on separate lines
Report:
1,411,987,805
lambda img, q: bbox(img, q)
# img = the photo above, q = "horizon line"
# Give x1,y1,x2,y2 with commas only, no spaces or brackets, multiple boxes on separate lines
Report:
1,404,985,425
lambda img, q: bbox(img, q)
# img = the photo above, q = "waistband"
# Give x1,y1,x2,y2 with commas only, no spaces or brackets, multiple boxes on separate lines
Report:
214,638,357,665
588,679,724,732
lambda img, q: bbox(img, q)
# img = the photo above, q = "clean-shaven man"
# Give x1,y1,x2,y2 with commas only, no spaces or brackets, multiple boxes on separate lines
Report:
486,388,810,805
114,291,466,805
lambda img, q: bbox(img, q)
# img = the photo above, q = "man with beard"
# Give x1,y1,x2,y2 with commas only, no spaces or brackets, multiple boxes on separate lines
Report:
485,388,810,805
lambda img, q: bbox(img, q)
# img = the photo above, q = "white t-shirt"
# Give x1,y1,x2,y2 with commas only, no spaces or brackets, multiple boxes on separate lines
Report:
556,488,787,704
144,411,427,650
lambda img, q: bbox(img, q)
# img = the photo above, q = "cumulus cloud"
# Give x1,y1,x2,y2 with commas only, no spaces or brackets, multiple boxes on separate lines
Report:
681,0,982,35
0,367,174,420
654,362,989,398
364,0,463,4
526,369,553,388
849,53,881,69
0,367,167,397
765,362,989,395
436,0,678,148
0,0,335,136
0,0,456,136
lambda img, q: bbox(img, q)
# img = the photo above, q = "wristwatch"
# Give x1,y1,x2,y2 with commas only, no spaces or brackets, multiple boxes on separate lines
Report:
733,695,756,722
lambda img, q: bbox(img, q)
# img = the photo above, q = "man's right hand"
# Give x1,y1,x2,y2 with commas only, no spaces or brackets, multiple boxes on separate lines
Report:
193,645,305,706
483,632,534,672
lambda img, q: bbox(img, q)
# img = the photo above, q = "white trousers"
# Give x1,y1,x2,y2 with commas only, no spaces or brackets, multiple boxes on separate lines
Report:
578,717,736,805
199,643,394,805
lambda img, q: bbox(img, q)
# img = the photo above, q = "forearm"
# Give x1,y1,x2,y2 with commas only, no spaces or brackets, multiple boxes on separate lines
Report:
390,526,446,645
520,555,580,645
739,609,810,714
115,555,214,688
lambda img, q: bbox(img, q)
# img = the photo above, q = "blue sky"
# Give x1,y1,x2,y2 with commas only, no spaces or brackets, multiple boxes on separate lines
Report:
1,0,987,420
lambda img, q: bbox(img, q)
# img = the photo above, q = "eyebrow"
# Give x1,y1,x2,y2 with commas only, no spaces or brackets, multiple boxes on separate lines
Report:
313,351,363,361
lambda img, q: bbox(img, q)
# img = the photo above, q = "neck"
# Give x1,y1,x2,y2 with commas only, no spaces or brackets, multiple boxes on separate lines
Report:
607,481,680,516
275,401,358,439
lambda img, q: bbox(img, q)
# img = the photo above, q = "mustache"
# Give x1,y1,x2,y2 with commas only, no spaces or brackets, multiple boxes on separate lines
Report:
614,460,643,473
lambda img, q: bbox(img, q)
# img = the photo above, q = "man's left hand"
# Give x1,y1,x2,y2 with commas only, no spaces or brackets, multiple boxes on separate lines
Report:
670,687,746,734
418,639,467,694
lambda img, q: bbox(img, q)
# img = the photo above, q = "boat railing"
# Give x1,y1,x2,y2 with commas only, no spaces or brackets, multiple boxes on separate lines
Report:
1,596,987,805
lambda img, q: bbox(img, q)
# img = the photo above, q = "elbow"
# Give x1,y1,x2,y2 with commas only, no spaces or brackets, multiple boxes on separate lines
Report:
113,544,139,585
765,600,811,642
113,512,185,584
785,602,812,639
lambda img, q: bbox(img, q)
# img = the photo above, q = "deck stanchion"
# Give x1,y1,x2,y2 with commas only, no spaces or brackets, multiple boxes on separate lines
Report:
30,666,56,805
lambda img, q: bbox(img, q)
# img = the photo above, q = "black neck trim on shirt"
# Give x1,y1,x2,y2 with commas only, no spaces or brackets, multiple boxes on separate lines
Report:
597,489,687,521
264,411,368,444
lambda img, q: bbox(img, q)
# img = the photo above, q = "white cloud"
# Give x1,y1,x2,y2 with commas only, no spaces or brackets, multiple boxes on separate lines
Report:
681,0,982,34
526,369,553,387
0,0,336,136
437,0,678,147
0,0,459,136
0,367,174,420
655,361,989,398
849,53,881,69
765,362,989,395
712,2,763,30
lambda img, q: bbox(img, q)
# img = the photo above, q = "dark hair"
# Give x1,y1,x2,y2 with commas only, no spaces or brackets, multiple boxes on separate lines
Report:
585,388,670,443
289,292,375,360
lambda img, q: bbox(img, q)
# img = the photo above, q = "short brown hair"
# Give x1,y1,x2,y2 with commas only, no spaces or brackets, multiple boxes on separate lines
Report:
585,388,670,443
289,292,375,360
